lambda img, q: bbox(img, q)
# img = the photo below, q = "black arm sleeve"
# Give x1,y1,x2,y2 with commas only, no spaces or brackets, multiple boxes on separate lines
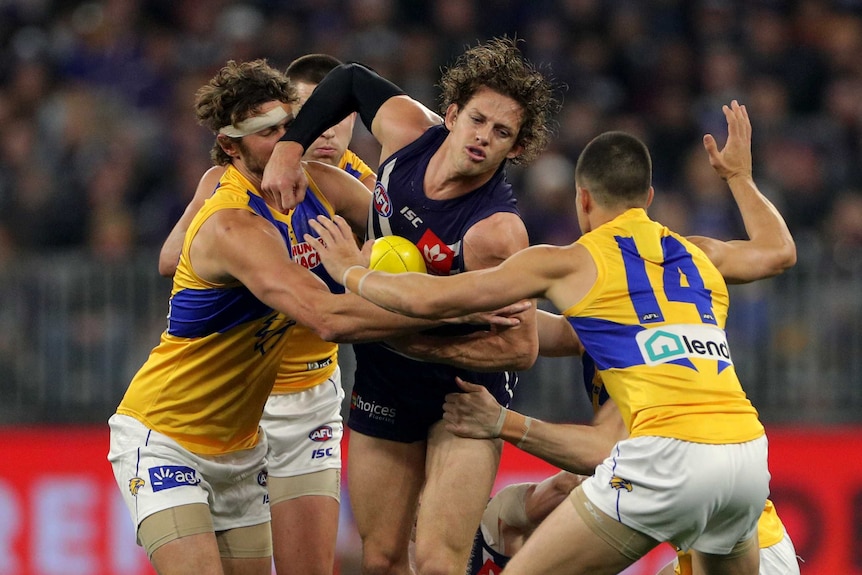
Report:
280,62,405,150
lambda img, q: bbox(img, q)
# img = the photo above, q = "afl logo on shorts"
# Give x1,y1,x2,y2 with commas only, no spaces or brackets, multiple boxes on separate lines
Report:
374,181,392,217
309,425,334,442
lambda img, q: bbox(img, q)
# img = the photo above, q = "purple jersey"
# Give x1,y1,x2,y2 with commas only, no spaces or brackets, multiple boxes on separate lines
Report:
349,125,521,442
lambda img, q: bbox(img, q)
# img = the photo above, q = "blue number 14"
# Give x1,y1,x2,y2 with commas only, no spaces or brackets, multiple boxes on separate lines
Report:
615,235,716,326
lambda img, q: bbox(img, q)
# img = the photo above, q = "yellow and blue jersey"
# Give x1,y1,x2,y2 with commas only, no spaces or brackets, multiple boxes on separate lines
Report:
268,149,373,394
272,174,343,394
117,165,294,455
339,149,375,183
564,208,763,444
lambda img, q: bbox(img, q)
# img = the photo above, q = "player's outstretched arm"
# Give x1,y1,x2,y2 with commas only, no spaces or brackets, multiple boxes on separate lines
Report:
158,166,225,277
442,378,623,475
388,325,535,372
688,100,796,284
306,215,582,319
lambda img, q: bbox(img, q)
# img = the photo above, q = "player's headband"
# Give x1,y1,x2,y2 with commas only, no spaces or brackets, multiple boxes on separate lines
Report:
218,107,288,138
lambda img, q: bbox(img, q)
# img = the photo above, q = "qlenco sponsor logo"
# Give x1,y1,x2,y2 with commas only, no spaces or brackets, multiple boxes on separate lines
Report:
636,324,733,366
351,392,396,421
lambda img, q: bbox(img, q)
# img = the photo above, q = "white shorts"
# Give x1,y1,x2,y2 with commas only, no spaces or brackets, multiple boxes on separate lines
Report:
761,529,800,575
108,414,270,536
581,435,769,554
262,367,344,478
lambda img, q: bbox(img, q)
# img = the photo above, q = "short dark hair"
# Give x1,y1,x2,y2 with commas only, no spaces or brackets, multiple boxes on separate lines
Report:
437,37,559,166
285,53,343,85
575,131,652,207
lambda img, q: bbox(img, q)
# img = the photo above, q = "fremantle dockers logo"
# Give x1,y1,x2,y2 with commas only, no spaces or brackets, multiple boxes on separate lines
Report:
374,181,393,217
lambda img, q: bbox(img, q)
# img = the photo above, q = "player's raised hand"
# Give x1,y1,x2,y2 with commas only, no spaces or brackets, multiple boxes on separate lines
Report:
442,377,506,439
306,214,368,285
262,141,308,213
703,100,752,183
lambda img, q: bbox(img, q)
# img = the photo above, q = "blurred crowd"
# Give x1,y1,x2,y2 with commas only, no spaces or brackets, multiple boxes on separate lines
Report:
2,0,862,275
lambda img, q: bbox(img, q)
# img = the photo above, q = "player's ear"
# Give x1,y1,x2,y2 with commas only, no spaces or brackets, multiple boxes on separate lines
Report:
443,103,459,130
578,186,593,213
217,134,239,158
645,186,655,208
505,143,524,160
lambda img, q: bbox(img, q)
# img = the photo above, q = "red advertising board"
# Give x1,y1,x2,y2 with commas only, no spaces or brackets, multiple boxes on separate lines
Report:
0,425,859,574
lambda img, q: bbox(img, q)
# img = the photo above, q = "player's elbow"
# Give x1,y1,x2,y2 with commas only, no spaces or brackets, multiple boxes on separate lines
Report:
775,238,797,272
302,314,355,343
158,256,177,278
509,338,539,371
760,239,797,279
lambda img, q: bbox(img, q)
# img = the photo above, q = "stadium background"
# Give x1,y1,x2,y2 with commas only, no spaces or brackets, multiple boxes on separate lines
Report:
0,0,860,573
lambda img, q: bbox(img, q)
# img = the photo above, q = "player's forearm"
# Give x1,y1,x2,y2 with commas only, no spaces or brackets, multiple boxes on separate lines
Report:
726,174,796,273
389,327,537,372
502,416,614,476
344,268,490,319
311,297,442,344
280,63,404,150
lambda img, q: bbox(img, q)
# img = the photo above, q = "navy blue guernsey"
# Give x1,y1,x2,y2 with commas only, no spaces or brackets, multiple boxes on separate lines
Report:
468,528,510,574
349,124,521,441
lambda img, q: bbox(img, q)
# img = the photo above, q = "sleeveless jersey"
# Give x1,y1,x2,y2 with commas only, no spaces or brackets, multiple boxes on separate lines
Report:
563,208,763,443
270,149,372,394
272,172,342,394
355,124,520,391
583,352,784,552
116,165,294,455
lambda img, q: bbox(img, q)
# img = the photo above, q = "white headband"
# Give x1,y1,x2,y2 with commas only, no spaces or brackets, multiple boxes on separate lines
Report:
219,107,288,137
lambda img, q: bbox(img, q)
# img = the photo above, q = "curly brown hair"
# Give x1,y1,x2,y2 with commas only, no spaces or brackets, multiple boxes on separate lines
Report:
195,59,297,166
437,37,560,166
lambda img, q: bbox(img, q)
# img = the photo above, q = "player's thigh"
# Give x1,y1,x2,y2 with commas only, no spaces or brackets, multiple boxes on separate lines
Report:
417,421,502,555
759,532,800,575
269,479,340,575
504,485,640,575
150,530,222,575
347,431,426,547
692,535,760,575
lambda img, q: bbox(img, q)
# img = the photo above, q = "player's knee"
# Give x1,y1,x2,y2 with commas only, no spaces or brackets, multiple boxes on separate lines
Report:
413,546,469,575
360,547,409,575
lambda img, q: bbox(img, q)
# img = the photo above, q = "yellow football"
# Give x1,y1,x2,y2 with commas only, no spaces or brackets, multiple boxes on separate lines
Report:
369,236,427,274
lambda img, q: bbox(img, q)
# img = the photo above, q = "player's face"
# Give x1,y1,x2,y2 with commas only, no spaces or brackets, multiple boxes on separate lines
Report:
235,101,294,177
445,87,524,177
294,80,356,166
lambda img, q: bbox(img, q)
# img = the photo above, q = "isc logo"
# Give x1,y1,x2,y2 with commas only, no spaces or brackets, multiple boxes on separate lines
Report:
311,447,333,459
308,425,333,442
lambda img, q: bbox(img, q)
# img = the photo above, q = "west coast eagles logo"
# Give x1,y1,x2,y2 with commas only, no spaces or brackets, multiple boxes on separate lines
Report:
129,477,146,496
609,476,633,492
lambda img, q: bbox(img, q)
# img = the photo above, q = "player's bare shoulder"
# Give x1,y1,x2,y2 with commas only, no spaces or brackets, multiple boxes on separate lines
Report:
462,211,529,271
376,95,443,159
543,242,598,311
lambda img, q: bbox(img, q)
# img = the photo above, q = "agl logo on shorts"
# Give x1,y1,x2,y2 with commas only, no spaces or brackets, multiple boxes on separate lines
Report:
148,465,201,492
635,324,732,366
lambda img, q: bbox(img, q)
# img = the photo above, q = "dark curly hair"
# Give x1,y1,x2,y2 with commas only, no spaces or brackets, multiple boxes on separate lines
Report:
195,59,297,166
437,37,560,166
